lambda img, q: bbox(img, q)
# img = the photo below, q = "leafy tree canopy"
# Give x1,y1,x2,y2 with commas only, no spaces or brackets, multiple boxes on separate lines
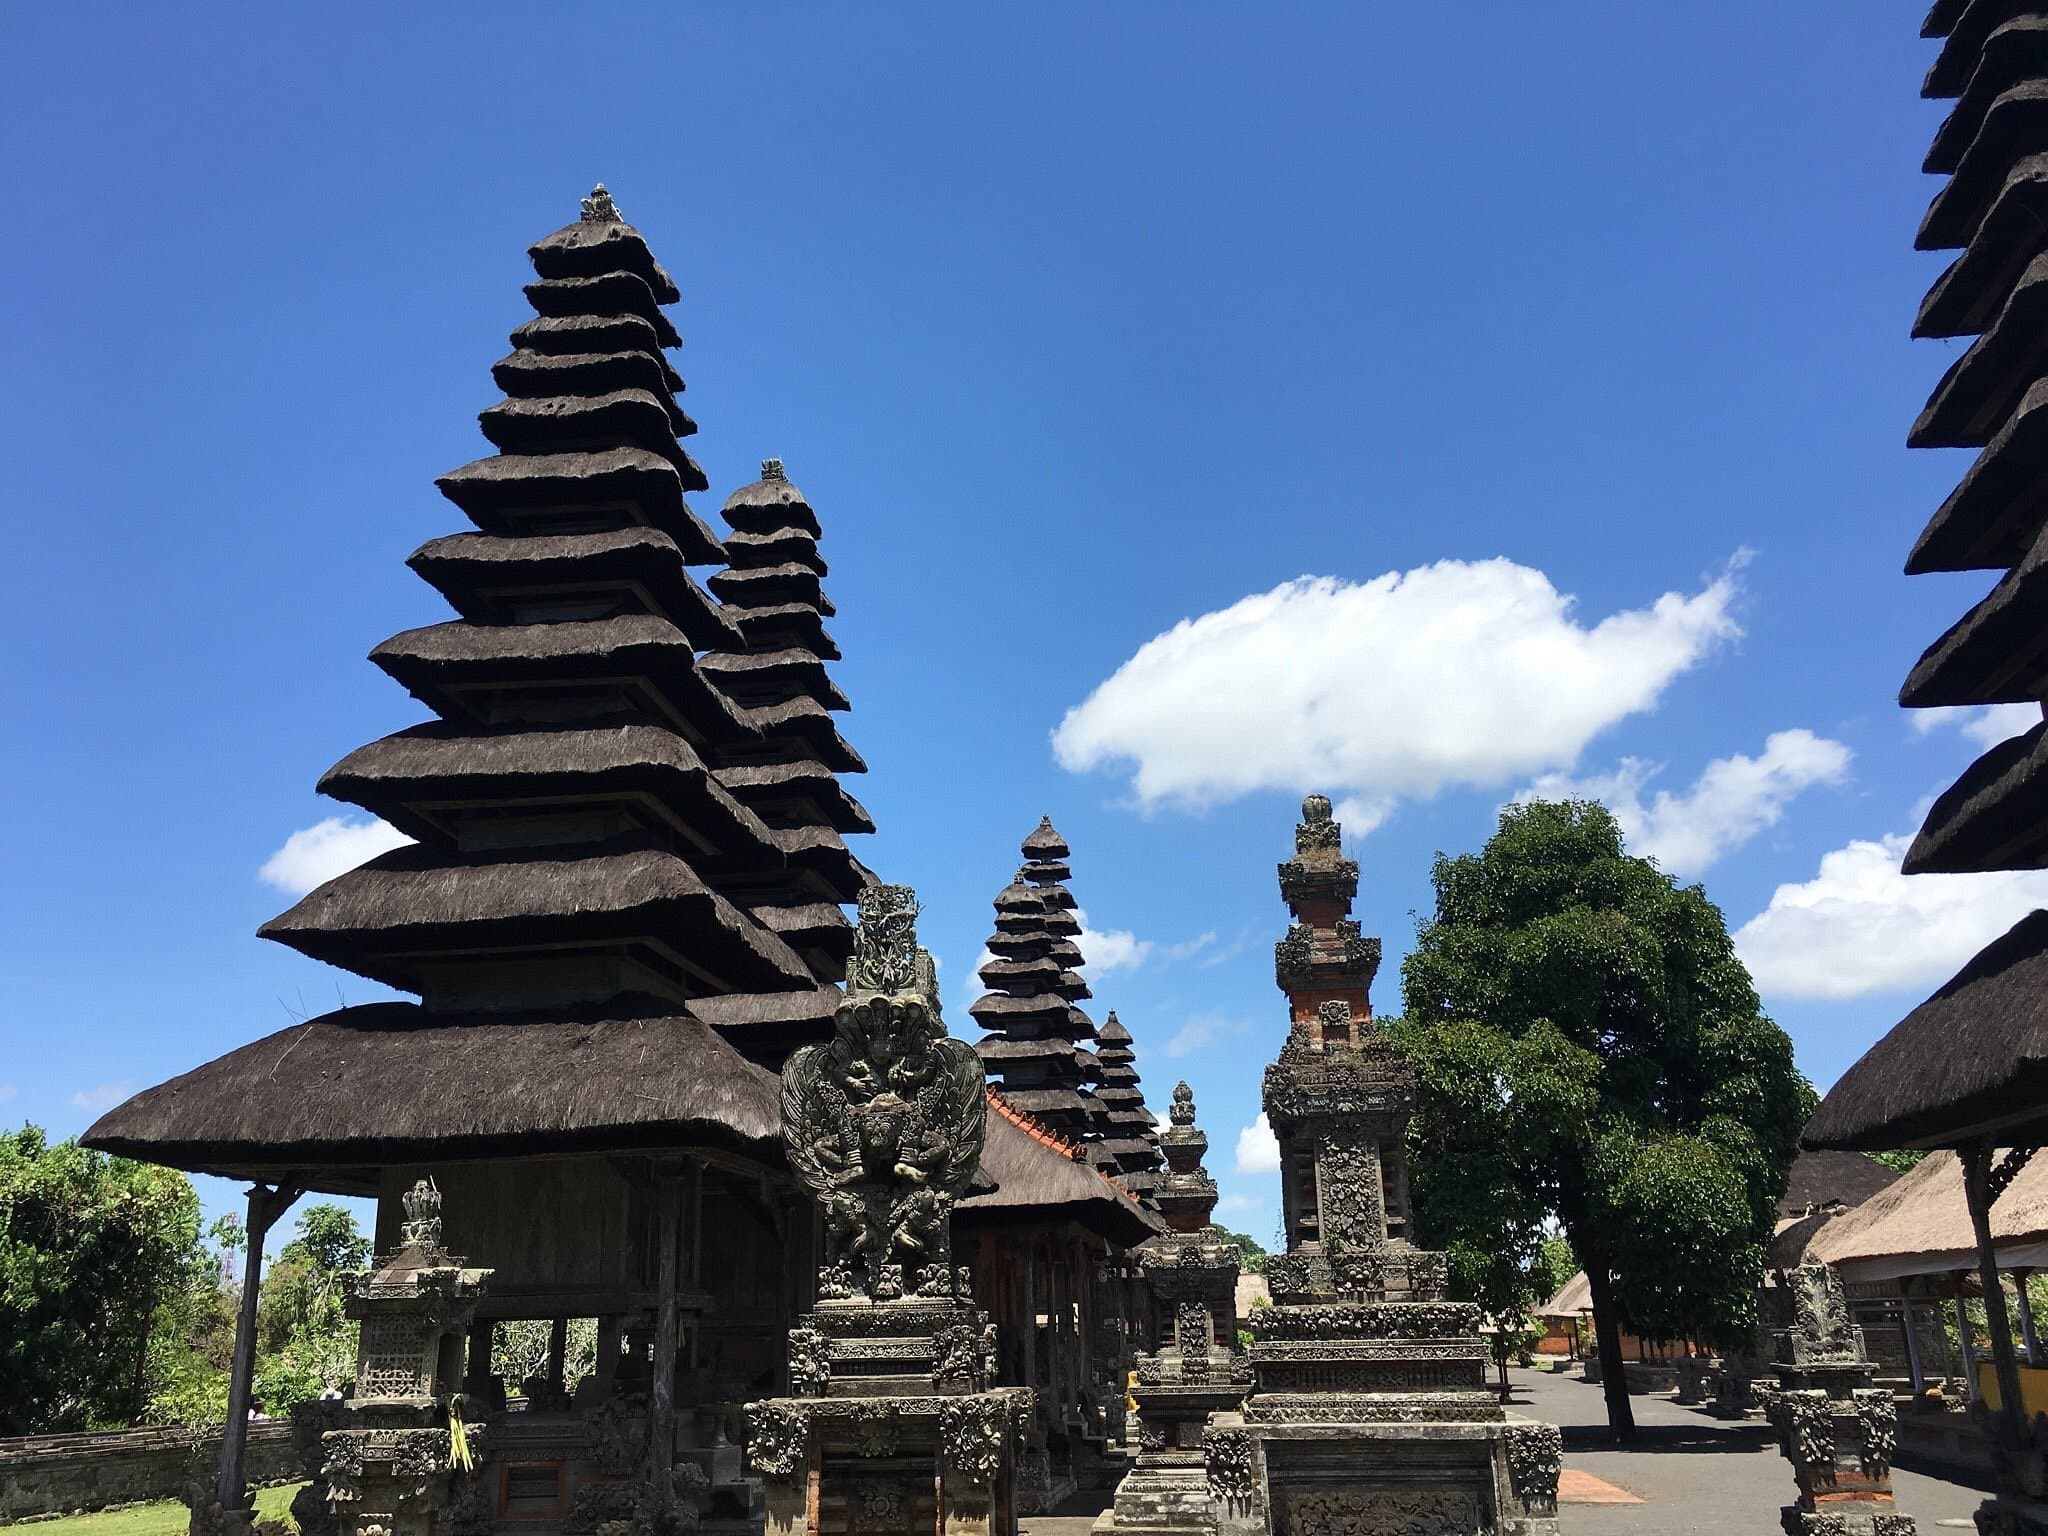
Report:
1396,800,1807,1434
0,1126,208,1434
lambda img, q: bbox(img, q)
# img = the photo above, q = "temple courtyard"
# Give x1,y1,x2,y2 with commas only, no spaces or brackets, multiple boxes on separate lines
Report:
1016,1371,1987,1536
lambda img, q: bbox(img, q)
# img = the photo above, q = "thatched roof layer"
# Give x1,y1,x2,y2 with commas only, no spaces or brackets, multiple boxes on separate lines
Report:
1806,910,2048,1149
1906,719,2048,872
1911,249,2048,447
436,447,718,545
1927,20,2048,173
1780,1148,1901,1216
1918,156,2048,337
1805,1146,2048,1279
1920,86,2048,249
967,821,1116,1161
1900,527,2048,705
82,999,780,1176
958,1090,1161,1247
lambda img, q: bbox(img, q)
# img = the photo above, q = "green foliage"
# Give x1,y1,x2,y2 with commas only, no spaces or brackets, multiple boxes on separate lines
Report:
254,1204,366,1414
493,1319,599,1394
1534,1235,1578,1302
1870,1149,1929,1175
0,1126,210,1434
1398,801,1805,1374
1207,1224,1267,1275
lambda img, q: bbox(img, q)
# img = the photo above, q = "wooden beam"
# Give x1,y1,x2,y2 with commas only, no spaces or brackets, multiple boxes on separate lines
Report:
1963,1140,2026,1427
216,1182,301,1510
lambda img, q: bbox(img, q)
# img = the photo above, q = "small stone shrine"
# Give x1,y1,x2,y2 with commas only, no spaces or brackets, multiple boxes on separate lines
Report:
1098,1083,1250,1535
1765,1260,1916,1536
1202,797,1560,1536
748,885,1029,1536
318,1180,494,1536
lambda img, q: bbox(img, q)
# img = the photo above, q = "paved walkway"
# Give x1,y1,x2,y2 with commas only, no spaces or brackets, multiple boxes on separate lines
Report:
1019,1369,1991,1535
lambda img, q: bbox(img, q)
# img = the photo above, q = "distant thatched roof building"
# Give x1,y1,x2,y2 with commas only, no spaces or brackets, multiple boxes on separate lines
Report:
1804,1148,2048,1282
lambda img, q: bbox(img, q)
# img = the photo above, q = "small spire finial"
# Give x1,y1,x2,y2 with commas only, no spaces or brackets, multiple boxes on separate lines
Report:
1170,1080,1197,1124
761,458,787,482
581,184,622,224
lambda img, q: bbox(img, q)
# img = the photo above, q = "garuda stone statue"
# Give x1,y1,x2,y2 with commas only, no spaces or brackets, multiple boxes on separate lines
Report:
783,883,987,1301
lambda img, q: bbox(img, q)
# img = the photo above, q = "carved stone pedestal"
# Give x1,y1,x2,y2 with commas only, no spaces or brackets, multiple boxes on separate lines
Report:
1767,1262,1916,1536
751,1291,1030,1535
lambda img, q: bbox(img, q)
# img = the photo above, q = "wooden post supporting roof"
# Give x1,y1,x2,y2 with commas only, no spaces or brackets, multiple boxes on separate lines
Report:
216,1182,300,1512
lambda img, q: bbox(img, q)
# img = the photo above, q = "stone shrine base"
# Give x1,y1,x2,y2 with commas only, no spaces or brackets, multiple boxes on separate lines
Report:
1208,1416,1561,1536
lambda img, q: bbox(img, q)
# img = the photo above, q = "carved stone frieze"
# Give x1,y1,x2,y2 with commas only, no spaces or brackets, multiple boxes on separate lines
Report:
788,1327,829,1397
1202,1428,1259,1503
1505,1422,1563,1502
937,1397,1007,1487
745,1402,809,1482
1278,1488,1483,1536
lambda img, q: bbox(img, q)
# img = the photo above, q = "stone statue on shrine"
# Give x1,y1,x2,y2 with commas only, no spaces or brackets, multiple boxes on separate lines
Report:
750,884,1027,1536
781,883,986,1302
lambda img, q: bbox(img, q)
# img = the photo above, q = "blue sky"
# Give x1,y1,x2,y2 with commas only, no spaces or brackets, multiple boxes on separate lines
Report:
3,3,2035,1243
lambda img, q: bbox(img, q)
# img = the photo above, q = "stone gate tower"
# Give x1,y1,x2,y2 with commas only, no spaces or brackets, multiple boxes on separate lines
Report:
1200,796,1560,1536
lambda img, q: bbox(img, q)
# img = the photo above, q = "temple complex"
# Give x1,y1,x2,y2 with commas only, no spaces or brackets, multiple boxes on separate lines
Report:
78,189,1159,1536
1200,797,1561,1536
970,820,1112,1163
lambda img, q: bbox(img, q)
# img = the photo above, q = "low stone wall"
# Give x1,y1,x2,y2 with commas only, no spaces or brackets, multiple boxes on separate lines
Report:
0,1423,297,1524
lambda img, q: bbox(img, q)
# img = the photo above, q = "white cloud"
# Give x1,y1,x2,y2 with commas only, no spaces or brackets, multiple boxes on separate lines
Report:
1735,830,2048,1001
1913,703,2041,749
260,816,413,897
1520,729,1852,877
1073,909,1215,977
1053,557,1744,823
1165,1014,1253,1058
1075,918,1153,977
71,1082,132,1112
1215,1192,1263,1216
1236,1114,1282,1175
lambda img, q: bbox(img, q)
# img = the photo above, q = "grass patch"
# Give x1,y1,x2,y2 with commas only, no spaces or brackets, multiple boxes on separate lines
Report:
15,1484,303,1536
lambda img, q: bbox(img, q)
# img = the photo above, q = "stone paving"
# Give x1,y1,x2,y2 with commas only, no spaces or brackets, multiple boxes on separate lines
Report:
1018,1367,1993,1536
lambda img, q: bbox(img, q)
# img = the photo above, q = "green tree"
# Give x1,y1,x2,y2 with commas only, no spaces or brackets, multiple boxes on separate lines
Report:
254,1203,369,1413
1397,801,1806,1439
1208,1225,1267,1276
0,1126,209,1433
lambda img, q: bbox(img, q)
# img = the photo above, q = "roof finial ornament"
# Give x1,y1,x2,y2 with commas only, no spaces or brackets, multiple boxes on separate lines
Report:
1170,1080,1197,1125
580,183,622,224
761,458,787,483
1295,792,1341,854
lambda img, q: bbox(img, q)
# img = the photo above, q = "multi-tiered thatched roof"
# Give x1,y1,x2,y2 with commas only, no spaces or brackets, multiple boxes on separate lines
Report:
87,188,855,1185
1092,1013,1163,1205
1808,10,2048,1153
969,819,1111,1161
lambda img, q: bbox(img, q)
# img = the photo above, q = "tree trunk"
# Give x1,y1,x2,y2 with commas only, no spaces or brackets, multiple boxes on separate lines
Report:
1585,1260,1637,1441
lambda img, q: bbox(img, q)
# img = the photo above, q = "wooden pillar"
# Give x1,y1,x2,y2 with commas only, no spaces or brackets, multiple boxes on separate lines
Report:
1021,1241,1038,1393
650,1164,685,1483
1902,1298,1927,1394
216,1182,300,1511
546,1316,569,1400
2017,1270,2044,1366
1963,1141,2026,1425
595,1315,623,1394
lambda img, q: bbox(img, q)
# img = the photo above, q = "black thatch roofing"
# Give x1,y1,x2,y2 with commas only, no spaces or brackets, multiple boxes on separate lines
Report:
1806,910,2048,1150
524,272,680,345
1911,249,2048,447
1021,818,1071,859
479,388,700,471
529,212,680,300
1902,525,2048,705
714,758,874,834
1907,719,2048,872
1920,157,2048,339
1927,18,2048,172
260,841,814,996
1910,376,2048,571
82,999,780,1180
722,469,824,538
1921,84,2048,249
436,447,717,545
407,528,734,648
317,719,772,855
371,614,753,746
1779,1148,1901,1216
